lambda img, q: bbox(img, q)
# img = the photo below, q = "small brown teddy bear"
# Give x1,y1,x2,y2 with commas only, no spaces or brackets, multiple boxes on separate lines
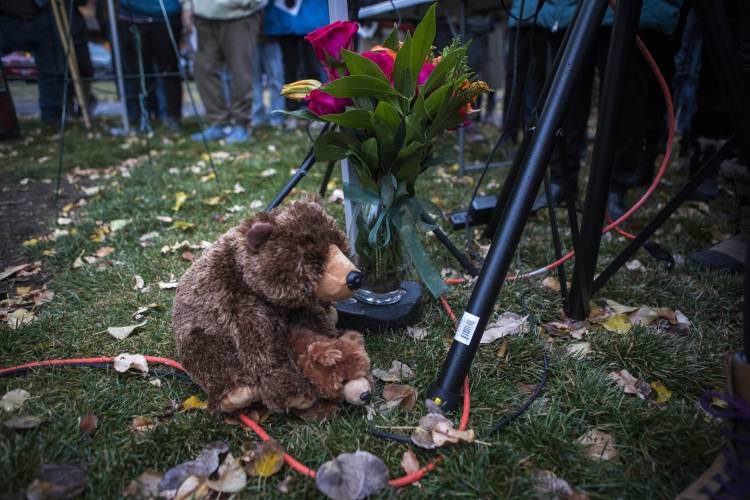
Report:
220,328,373,419
173,199,367,414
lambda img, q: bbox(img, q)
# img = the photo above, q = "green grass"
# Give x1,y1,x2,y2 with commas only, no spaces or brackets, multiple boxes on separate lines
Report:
0,118,742,498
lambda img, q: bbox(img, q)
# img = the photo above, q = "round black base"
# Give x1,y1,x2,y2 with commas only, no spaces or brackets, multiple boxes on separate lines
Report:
335,281,423,332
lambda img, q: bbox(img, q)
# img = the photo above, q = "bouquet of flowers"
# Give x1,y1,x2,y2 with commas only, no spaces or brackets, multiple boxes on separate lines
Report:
280,4,490,301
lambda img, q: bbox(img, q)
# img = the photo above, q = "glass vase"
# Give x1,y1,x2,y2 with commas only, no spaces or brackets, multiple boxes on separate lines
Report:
352,202,409,305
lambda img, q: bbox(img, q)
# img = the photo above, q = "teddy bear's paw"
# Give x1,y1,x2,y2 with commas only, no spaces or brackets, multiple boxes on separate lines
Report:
219,385,260,413
285,393,316,410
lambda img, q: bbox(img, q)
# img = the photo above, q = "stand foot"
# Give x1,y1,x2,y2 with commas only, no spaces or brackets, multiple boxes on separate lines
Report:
335,281,422,332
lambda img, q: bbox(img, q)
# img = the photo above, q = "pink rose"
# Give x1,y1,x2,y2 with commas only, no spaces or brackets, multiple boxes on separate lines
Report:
417,61,436,86
305,89,351,116
305,21,359,79
362,49,396,81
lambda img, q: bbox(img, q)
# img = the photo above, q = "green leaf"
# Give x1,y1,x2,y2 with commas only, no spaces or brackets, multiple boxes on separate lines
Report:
393,3,437,96
362,137,379,170
314,131,359,161
321,75,401,98
422,46,467,96
341,49,388,82
320,109,374,131
373,100,401,132
424,83,451,117
382,23,400,52
397,141,423,159
395,159,421,184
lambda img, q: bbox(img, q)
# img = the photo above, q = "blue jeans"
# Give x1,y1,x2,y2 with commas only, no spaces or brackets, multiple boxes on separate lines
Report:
252,39,285,127
0,8,67,124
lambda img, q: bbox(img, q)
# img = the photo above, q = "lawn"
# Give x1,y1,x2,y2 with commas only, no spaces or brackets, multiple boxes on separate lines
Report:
0,117,742,499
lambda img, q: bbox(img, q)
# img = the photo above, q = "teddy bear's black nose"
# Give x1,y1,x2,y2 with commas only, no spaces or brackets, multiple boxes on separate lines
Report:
359,391,371,402
346,271,363,290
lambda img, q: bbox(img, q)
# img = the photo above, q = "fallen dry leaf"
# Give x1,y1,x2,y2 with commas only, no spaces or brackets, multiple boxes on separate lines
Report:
109,219,131,232
6,308,36,329
123,470,163,498
602,314,632,333
181,395,208,412
533,469,589,499
480,312,529,344
130,416,156,434
577,429,617,461
609,369,653,400
158,442,229,497
625,259,645,272
0,263,30,281
173,192,189,212
202,196,223,206
170,220,196,231
133,303,160,321
401,449,420,476
260,168,277,177
496,341,509,358
158,281,178,290
79,413,99,435
541,276,561,292
173,475,209,500
156,215,173,223
114,353,149,374
94,246,116,258
382,384,417,410
4,414,43,430
26,463,87,500
242,439,285,477
207,453,247,493
1,388,30,412
566,342,592,358
107,321,147,340
315,451,389,500
411,413,475,449
372,360,415,382
406,325,427,340
132,275,145,290
651,380,673,404
277,474,295,494
233,182,245,193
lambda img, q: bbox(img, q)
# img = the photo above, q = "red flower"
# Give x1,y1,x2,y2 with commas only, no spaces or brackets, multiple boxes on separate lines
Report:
417,61,436,86
305,89,351,116
305,21,359,80
362,49,395,81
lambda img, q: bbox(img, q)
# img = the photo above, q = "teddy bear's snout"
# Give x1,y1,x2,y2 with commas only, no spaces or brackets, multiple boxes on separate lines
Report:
343,377,371,405
346,270,363,290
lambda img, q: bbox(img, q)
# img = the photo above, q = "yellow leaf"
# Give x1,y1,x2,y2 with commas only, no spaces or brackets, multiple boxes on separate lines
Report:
243,439,285,477
173,192,189,212
16,286,32,297
61,203,76,214
650,380,673,404
22,238,39,247
202,196,222,206
42,249,56,257
200,172,216,182
181,395,208,411
602,314,632,333
171,220,196,231
89,226,110,242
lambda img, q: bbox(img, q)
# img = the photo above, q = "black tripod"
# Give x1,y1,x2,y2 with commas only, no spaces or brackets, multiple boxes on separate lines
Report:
427,0,750,411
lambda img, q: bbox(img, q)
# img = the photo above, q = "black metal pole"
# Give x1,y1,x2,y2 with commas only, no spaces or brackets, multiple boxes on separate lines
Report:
423,214,480,277
426,0,609,412
265,149,317,211
543,170,570,309
568,0,643,319
592,136,735,293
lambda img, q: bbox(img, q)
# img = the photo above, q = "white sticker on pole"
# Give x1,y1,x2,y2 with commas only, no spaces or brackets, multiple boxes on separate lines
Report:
454,312,480,346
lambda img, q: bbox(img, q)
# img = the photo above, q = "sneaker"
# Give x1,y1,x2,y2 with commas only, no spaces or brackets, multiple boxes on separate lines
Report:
191,126,228,142
226,126,250,144
689,233,746,273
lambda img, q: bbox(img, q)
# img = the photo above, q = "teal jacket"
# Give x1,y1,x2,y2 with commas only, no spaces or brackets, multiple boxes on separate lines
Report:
509,0,682,35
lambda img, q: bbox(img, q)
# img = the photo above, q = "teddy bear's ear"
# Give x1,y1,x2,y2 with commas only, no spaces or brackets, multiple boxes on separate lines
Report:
246,222,274,250
307,342,343,367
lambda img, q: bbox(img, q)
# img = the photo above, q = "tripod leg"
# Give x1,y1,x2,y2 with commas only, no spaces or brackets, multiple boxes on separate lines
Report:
543,169,570,310
427,0,609,412
568,0,643,320
318,162,335,198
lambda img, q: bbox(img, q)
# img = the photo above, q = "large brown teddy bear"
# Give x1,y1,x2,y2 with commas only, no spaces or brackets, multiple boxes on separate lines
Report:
173,200,366,414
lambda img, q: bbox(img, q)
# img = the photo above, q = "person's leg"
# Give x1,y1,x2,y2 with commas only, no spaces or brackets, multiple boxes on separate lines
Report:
222,11,261,141
117,19,142,127
151,18,183,128
193,17,230,131
252,39,267,127
279,36,301,112
29,9,67,125
266,40,285,127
